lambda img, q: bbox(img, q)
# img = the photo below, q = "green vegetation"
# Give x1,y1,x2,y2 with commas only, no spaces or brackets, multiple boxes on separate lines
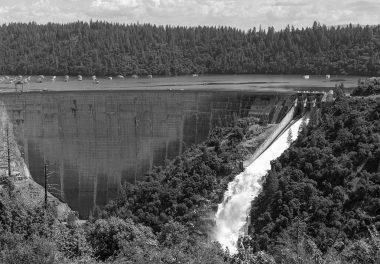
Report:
0,181,57,264
1,21,380,76
243,88,380,262
0,116,269,263
352,77,380,96
0,87,379,264
98,121,256,233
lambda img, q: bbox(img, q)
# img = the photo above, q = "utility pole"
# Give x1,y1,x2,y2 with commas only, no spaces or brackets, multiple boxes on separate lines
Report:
44,163,48,209
6,126,11,178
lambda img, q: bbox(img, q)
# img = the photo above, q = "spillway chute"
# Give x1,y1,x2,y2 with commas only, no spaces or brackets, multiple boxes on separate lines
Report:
214,115,309,254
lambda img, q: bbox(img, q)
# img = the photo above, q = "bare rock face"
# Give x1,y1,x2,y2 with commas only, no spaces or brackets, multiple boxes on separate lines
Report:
13,179,73,220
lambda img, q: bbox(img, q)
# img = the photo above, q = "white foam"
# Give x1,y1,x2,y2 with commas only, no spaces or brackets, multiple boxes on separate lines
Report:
214,117,309,254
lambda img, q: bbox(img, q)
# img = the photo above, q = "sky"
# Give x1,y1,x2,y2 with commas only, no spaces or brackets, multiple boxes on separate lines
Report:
0,0,379,30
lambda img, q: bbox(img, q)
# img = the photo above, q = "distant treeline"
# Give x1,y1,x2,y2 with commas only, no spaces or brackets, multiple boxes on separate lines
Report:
1,21,380,76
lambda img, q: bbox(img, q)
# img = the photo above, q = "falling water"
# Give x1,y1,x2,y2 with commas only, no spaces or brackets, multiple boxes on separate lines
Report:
214,116,309,254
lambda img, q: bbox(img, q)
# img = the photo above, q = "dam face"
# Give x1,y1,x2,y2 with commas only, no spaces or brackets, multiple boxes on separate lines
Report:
1,90,291,217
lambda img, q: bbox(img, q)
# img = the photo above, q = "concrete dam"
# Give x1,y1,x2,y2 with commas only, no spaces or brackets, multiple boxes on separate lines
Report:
0,90,295,217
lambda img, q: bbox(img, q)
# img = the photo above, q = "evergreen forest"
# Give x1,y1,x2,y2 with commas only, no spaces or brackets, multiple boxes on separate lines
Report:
1,21,380,76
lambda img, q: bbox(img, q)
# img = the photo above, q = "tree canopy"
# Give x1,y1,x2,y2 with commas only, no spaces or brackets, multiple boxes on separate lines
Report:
352,77,380,96
1,21,380,76
245,94,380,255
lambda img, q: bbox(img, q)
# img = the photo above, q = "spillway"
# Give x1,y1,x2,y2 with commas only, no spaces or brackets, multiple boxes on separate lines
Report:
214,116,309,254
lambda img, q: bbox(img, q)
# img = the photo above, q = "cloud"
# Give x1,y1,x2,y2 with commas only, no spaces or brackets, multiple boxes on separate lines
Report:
0,6,10,14
0,0,378,29
91,0,139,10
274,1,310,7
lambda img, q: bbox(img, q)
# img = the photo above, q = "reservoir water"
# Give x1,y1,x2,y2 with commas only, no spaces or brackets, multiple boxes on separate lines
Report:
0,74,359,93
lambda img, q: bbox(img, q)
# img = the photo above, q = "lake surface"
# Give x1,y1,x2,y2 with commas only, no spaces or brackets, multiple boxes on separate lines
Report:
0,74,359,217
0,74,360,93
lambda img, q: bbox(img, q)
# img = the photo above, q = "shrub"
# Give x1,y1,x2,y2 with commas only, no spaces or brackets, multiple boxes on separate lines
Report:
0,235,55,264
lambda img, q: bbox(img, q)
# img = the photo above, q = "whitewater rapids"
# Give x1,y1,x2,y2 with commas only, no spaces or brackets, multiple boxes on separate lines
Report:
214,117,308,254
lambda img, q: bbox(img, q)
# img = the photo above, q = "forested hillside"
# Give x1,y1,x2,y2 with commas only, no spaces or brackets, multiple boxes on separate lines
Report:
1,21,380,76
1,87,379,263
244,88,380,262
